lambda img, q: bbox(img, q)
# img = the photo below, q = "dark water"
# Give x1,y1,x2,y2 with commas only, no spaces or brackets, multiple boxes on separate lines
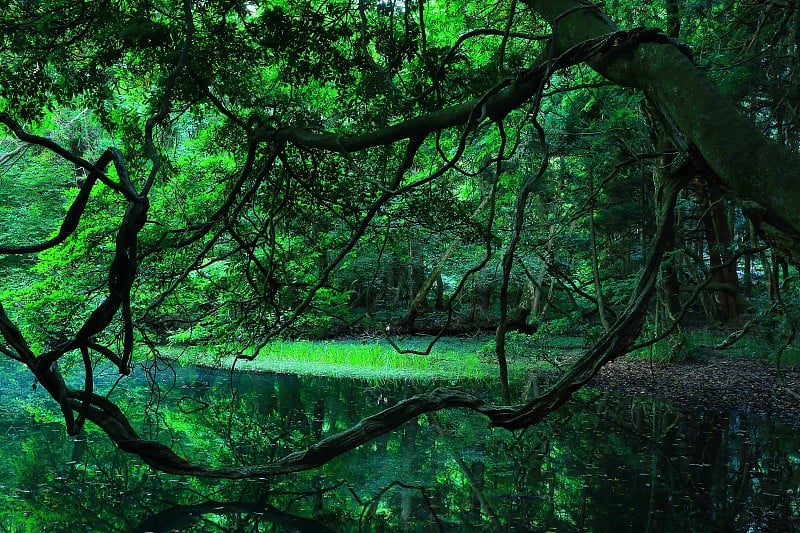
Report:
0,357,798,532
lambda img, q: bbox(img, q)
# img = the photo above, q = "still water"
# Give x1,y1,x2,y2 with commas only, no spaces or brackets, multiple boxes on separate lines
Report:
0,357,798,532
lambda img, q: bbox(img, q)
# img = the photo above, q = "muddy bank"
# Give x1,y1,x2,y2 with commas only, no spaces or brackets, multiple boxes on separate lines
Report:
589,356,800,425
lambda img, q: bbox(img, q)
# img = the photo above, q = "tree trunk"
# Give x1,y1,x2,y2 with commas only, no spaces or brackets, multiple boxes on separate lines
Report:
400,239,459,329
700,185,743,321
656,0,685,331
589,170,611,331
524,0,800,263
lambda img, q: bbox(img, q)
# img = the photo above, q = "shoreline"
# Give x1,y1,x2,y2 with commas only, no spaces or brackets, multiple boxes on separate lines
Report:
590,356,800,426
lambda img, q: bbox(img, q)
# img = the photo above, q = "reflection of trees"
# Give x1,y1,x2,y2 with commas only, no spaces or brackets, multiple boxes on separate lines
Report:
670,412,800,532
131,500,337,533
1,367,798,530
170,374,503,528
1,422,171,531
443,390,800,532
574,394,800,532
427,412,502,529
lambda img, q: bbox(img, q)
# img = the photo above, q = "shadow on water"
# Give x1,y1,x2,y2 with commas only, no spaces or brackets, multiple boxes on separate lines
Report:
0,358,798,531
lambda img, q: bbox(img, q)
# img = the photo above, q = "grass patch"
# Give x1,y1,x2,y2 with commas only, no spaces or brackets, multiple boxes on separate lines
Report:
161,336,537,383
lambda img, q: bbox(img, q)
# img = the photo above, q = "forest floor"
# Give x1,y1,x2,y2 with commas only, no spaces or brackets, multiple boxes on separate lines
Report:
590,355,800,425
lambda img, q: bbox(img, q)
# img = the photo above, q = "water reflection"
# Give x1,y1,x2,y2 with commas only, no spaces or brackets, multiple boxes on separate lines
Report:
0,360,798,531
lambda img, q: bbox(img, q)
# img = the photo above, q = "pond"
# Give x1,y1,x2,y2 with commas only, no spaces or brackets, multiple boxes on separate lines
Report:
0,357,798,531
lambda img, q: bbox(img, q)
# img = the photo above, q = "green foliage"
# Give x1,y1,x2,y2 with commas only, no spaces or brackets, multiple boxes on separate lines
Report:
1,0,799,492
0,0,789,361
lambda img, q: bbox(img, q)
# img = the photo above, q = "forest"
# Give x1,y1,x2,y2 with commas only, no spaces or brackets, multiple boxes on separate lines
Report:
1,0,800,529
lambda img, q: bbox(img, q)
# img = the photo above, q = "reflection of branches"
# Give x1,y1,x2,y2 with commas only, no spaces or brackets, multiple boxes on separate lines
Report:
132,500,337,533
427,412,501,529
361,480,445,532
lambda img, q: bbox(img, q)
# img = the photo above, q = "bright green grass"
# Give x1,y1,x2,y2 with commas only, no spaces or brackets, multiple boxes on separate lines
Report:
162,336,536,382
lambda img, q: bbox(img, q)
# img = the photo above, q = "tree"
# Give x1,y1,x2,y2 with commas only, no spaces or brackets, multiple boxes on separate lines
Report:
0,0,798,477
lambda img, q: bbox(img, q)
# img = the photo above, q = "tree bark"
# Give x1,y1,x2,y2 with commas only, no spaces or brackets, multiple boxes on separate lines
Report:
524,0,800,262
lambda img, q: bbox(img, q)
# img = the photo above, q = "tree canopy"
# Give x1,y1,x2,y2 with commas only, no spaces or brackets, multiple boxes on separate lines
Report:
1,0,799,478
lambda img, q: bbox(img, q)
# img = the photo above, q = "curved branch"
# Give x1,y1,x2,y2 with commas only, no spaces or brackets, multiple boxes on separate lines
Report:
264,33,610,154
0,144,133,254
6,0,794,484
0,114,131,198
